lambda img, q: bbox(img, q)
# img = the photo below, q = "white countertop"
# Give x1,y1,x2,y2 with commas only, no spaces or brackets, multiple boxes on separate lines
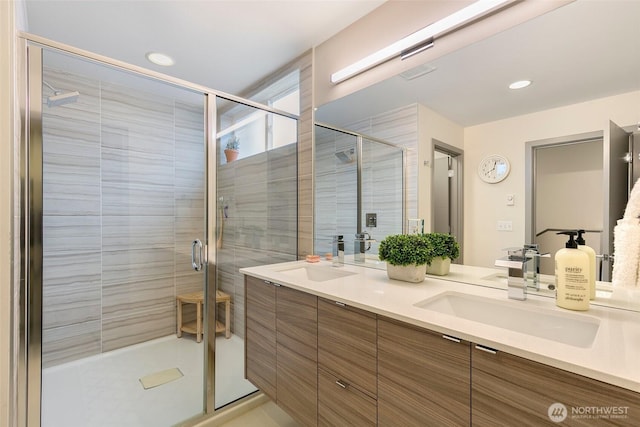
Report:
240,259,640,393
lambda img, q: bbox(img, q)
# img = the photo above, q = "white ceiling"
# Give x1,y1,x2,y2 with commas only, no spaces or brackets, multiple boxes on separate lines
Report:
24,0,385,96
317,0,640,127
23,1,640,128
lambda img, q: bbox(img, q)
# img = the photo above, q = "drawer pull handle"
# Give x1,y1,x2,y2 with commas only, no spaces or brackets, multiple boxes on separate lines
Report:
263,280,280,287
335,301,346,307
475,344,498,354
335,380,348,389
442,335,461,343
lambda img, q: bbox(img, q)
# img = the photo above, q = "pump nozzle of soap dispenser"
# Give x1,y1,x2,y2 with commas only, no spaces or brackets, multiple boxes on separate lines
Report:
557,230,579,248
576,229,587,245
575,229,596,300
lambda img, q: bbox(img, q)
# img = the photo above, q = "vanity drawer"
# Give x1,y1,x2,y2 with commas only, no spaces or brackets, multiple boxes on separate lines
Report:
378,317,471,427
472,345,640,426
318,368,377,427
318,298,377,397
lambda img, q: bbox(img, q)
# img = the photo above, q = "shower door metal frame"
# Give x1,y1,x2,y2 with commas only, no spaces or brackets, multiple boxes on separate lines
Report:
18,32,299,427
19,41,44,427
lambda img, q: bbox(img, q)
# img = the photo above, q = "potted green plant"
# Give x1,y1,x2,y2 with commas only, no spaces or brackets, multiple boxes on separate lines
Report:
224,134,239,163
378,234,433,283
423,233,460,276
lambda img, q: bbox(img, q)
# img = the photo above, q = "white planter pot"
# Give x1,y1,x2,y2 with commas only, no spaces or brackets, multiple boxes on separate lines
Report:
386,263,426,283
426,257,451,276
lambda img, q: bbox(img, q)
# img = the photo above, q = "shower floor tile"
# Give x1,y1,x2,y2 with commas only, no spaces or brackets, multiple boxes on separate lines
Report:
42,334,256,427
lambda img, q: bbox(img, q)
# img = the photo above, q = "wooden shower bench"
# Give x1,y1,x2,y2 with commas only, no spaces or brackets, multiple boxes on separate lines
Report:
176,290,231,342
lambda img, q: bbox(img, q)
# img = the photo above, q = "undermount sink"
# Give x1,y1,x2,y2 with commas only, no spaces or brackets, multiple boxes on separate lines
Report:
276,265,358,282
414,292,600,348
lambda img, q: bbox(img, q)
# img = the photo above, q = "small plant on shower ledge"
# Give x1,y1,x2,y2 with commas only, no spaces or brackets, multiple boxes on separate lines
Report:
224,134,239,163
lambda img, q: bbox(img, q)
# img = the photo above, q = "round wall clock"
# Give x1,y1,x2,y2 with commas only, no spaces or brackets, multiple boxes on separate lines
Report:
478,154,510,183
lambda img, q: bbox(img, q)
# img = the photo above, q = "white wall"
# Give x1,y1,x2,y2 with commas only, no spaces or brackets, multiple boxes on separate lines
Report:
464,90,640,268
536,140,603,233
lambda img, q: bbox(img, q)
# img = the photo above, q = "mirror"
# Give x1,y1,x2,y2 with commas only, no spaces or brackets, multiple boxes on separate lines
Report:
315,1,640,309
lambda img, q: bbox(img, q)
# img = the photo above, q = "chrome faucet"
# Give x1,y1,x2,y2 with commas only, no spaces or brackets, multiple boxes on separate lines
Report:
495,248,529,300
495,245,550,300
332,235,344,267
523,244,542,291
354,231,375,263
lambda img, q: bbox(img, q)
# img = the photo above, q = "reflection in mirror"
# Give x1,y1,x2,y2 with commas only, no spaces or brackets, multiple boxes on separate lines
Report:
313,124,404,263
433,141,463,263
315,1,640,311
526,125,636,283
529,134,605,277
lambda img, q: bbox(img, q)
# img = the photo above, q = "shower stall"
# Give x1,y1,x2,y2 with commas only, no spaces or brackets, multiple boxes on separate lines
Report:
20,37,298,427
314,124,405,259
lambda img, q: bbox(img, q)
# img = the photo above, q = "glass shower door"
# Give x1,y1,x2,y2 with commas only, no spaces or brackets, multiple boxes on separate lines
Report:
214,96,298,408
314,125,358,256
314,125,404,259
361,137,404,255
36,47,208,427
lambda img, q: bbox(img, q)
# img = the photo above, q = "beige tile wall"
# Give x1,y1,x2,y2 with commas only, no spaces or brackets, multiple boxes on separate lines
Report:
42,50,311,364
346,104,419,220
41,68,206,367
216,144,298,338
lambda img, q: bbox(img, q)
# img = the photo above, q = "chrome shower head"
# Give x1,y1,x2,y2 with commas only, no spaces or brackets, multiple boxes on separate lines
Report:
47,90,80,107
43,80,79,107
335,148,355,164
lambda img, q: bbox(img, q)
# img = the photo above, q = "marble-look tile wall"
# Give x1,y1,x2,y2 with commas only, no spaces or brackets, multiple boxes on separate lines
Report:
296,52,314,258
216,143,298,338
346,104,419,220
360,139,404,250
41,68,205,367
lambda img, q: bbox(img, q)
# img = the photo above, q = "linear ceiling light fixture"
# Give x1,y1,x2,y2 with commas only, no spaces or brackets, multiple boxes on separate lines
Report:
330,0,511,84
400,38,435,60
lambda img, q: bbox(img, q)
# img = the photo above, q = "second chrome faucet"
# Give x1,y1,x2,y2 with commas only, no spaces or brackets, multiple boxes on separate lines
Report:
332,235,344,267
495,244,549,300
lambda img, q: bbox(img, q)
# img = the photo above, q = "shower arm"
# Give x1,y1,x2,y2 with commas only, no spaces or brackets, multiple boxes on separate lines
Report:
42,80,59,94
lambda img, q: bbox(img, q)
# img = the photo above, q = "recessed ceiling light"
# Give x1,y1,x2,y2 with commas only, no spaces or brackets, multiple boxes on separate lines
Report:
509,80,532,90
146,52,174,67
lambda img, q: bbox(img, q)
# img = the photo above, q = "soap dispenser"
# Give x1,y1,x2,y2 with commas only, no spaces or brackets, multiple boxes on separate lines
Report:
555,231,590,311
576,229,596,300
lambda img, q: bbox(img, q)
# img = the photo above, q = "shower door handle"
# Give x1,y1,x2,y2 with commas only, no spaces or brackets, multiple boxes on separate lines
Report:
192,239,204,271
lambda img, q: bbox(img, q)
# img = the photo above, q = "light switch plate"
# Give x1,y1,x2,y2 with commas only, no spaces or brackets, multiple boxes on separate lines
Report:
497,220,513,231
506,194,515,206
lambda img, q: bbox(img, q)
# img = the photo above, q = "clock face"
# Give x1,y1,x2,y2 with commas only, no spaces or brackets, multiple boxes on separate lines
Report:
478,155,510,183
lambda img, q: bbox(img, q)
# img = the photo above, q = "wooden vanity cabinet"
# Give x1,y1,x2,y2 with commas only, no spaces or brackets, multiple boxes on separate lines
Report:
245,275,277,401
377,317,471,427
276,286,318,427
246,273,640,427
317,298,378,424
245,277,318,426
472,344,640,426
